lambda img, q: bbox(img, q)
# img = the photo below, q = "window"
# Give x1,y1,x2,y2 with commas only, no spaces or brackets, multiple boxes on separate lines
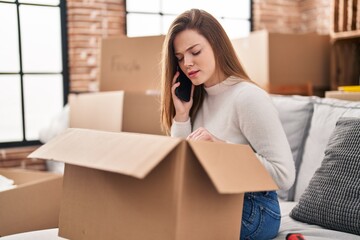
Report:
126,0,252,39
0,0,69,148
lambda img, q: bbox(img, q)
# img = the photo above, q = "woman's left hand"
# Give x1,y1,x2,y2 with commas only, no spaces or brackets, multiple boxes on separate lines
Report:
187,127,225,142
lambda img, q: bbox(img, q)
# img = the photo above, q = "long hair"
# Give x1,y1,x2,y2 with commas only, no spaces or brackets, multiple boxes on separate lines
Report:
160,8,251,135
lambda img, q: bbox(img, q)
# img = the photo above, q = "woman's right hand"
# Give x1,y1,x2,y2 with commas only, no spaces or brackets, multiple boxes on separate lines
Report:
171,71,194,122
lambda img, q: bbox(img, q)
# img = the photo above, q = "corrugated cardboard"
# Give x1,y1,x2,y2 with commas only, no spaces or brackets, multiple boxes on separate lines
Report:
29,128,278,240
232,30,330,91
325,90,360,101
69,91,163,135
99,35,165,92
0,168,62,236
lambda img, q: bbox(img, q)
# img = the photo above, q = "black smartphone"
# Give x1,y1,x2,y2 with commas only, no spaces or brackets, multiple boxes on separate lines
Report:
175,67,192,102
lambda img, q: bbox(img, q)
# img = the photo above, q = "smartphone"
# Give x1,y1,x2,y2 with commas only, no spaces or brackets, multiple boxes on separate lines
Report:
175,67,192,102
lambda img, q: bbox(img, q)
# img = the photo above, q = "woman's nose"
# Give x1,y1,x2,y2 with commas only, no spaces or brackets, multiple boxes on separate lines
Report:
183,55,193,68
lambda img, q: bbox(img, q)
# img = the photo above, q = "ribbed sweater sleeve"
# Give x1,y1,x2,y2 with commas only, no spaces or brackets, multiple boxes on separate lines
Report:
233,84,295,190
171,118,192,138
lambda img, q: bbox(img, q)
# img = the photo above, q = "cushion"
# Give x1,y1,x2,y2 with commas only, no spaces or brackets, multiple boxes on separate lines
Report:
294,98,360,201
270,95,315,200
290,117,360,235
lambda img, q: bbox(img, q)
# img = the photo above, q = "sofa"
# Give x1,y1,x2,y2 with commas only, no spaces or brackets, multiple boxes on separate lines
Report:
270,94,360,240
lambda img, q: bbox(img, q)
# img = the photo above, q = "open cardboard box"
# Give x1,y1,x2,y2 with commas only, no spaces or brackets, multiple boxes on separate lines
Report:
69,91,164,135
29,128,277,240
0,168,62,236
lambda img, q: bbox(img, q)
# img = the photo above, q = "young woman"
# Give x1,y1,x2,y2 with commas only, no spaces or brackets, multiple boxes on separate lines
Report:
160,9,295,240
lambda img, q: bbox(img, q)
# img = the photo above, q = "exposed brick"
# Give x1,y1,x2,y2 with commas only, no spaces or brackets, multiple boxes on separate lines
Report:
253,0,331,34
67,0,125,93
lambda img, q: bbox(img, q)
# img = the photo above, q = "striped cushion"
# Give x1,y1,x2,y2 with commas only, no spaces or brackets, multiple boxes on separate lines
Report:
290,117,360,235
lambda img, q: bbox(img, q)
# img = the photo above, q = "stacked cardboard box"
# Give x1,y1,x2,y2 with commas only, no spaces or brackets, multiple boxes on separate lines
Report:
69,35,165,135
232,30,330,95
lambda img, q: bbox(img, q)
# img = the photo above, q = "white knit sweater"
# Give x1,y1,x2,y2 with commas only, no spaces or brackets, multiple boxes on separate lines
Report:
171,76,295,190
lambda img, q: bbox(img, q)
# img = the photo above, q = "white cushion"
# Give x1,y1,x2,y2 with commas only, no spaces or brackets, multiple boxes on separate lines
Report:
294,98,360,201
271,95,314,200
291,117,360,235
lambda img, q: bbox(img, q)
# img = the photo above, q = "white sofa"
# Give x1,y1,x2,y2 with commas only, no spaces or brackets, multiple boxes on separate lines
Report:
270,95,360,240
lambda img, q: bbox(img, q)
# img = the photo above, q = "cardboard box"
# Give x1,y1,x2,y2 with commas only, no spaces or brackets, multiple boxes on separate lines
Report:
99,35,165,92
69,91,164,135
325,91,360,101
29,128,277,240
232,30,330,92
0,168,62,236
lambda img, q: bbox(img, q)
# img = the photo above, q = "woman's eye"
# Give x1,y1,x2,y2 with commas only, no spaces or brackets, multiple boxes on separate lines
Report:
177,57,183,62
193,51,201,56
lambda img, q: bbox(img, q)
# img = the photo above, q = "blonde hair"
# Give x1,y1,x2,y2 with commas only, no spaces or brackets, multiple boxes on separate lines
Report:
160,9,251,135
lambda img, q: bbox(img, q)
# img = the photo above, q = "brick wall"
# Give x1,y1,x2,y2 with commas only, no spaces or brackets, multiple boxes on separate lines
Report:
300,0,331,34
253,0,331,34
67,0,126,92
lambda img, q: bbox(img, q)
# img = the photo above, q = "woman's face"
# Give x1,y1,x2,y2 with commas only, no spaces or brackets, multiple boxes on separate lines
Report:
173,29,220,87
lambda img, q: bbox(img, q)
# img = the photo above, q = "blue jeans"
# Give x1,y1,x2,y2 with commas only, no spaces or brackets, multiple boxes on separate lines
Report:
240,191,281,240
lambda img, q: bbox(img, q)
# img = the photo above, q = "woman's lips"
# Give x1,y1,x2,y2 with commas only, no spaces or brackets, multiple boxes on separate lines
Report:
188,70,199,78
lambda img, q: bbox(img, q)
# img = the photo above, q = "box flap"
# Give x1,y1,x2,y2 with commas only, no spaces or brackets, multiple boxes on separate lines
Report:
0,168,61,187
29,128,181,179
189,141,278,194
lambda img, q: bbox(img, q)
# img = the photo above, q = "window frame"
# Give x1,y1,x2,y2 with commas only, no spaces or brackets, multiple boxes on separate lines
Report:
124,0,254,36
0,0,69,148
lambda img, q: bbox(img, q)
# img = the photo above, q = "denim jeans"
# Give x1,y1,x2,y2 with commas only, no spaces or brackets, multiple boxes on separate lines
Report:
240,191,281,240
